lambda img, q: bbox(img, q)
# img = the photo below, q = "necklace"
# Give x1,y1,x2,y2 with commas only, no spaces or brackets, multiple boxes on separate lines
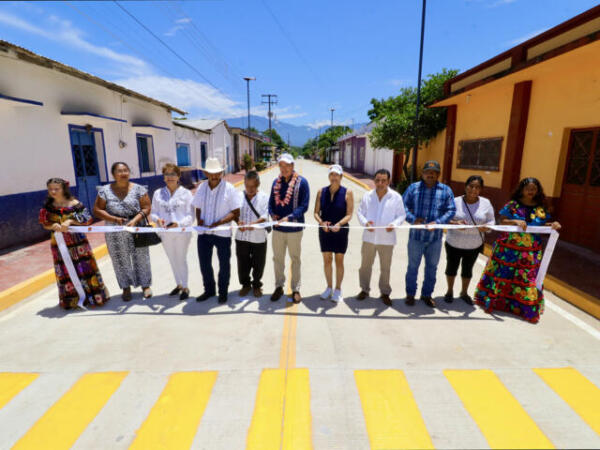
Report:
274,172,298,207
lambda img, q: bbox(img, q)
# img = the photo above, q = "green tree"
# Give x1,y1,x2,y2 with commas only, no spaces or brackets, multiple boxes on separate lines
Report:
369,68,458,181
263,128,287,150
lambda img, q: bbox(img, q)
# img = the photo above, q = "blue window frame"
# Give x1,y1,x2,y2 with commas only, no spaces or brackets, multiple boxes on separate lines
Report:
176,142,191,167
136,134,156,175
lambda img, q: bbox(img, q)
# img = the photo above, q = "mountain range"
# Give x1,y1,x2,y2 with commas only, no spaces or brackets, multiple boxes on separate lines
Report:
224,115,367,147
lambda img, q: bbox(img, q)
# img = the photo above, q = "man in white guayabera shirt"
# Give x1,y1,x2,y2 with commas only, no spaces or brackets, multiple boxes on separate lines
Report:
192,157,241,304
356,168,406,306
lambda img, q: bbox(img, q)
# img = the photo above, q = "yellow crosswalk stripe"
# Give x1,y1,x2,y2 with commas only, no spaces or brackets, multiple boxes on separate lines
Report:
129,371,218,450
246,368,312,449
534,367,600,436
354,370,434,450
13,372,127,450
0,373,38,410
445,369,554,449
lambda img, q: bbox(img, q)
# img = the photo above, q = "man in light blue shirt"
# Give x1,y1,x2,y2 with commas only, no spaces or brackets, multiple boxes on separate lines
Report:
402,160,456,308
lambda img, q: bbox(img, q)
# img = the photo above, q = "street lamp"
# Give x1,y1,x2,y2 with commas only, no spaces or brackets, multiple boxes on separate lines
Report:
411,0,426,182
243,76,255,159
330,107,335,129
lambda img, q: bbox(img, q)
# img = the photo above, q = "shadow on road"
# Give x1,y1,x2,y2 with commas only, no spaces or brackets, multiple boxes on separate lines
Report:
36,289,501,322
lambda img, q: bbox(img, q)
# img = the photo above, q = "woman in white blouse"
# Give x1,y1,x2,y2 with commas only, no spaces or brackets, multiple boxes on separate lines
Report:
151,163,194,300
444,175,495,305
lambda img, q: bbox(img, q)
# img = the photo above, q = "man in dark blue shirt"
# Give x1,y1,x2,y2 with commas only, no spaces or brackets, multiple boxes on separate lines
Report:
268,153,310,303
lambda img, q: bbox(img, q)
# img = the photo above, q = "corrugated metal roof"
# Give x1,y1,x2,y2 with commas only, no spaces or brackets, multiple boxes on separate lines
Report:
0,39,187,115
185,119,226,130
338,122,376,142
172,121,211,133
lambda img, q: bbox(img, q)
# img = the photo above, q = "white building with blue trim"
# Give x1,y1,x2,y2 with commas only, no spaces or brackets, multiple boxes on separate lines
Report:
0,40,219,250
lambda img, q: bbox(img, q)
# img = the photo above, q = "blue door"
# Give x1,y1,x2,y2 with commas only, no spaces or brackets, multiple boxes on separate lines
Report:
70,128,100,212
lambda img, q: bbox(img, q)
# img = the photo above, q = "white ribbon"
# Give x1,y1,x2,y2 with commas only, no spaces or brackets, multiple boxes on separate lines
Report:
67,223,559,291
54,232,87,309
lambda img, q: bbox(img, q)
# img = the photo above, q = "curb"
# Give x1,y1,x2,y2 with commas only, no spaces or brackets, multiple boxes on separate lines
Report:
483,244,600,320
0,244,108,313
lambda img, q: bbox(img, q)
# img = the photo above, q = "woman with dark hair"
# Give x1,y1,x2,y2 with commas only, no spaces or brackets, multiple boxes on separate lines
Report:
93,162,153,301
39,178,109,309
474,177,561,323
151,163,194,300
444,175,495,304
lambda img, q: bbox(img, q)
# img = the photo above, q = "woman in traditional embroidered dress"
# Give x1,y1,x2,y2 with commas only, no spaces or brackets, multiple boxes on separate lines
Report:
474,178,561,323
151,163,194,300
314,164,354,303
39,178,109,309
93,162,153,301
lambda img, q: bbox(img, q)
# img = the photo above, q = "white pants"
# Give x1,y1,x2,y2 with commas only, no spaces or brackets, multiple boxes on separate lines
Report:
160,233,192,288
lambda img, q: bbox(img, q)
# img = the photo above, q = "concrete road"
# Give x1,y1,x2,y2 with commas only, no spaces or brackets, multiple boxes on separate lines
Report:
0,160,599,449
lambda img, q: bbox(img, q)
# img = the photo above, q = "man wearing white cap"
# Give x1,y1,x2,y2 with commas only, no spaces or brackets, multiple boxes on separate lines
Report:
268,153,310,303
192,157,241,303
356,168,406,306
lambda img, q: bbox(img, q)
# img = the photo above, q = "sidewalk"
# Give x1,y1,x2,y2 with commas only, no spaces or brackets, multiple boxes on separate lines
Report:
0,170,251,293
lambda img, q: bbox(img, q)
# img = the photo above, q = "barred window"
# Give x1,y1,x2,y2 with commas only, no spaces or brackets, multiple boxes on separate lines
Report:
457,137,503,171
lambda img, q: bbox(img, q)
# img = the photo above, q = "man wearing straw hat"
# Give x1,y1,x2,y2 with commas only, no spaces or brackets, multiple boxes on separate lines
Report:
269,153,310,303
192,157,241,303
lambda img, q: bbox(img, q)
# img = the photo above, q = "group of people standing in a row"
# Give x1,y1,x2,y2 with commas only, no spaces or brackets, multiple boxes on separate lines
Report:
40,154,560,324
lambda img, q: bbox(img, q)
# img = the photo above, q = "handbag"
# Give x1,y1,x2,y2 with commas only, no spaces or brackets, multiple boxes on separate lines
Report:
245,193,271,233
463,195,485,248
132,211,162,248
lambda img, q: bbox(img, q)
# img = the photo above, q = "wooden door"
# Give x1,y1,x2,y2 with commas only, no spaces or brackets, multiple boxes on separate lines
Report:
558,128,600,252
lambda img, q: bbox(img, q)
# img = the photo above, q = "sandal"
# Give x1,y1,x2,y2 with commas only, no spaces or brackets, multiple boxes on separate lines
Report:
444,292,454,303
142,287,153,299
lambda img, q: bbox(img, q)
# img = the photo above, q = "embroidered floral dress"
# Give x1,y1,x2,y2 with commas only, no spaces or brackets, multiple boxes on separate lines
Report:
474,200,549,323
39,203,109,309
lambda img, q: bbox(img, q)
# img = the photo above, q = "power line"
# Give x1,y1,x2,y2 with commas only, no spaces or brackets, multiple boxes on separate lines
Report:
260,0,322,86
114,1,226,96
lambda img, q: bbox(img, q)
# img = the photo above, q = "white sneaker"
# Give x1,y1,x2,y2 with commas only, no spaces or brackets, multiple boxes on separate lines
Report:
331,289,343,302
320,287,332,300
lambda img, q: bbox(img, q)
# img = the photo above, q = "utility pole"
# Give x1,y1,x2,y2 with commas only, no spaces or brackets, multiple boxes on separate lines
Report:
411,0,426,183
330,107,335,129
261,94,278,134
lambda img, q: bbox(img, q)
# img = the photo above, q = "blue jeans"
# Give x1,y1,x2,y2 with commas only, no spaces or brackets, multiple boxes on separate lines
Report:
197,234,231,296
405,238,442,298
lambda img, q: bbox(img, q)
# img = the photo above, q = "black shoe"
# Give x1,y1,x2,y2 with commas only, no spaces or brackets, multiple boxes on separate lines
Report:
444,292,454,303
356,291,368,301
422,296,436,308
271,286,284,301
405,295,416,306
196,292,215,302
460,293,474,305
218,293,228,303
179,289,189,301
381,294,392,306
169,286,181,296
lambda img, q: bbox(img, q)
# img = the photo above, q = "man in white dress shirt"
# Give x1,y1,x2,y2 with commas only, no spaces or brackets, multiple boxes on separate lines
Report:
356,169,406,305
192,158,241,303
235,170,269,298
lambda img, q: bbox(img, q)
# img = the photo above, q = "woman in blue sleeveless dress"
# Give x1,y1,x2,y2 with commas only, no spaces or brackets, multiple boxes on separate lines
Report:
314,164,354,302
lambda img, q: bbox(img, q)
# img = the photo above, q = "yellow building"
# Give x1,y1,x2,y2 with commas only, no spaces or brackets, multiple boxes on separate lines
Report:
428,5,600,253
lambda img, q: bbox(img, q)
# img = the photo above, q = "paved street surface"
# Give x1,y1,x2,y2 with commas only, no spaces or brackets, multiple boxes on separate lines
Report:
1,160,599,449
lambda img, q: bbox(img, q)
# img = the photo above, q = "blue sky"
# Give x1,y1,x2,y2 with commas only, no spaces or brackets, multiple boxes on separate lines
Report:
1,0,597,129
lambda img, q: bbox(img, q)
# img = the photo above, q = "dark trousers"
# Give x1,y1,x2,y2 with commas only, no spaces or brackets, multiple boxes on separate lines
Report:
444,242,483,279
235,239,267,288
197,234,231,295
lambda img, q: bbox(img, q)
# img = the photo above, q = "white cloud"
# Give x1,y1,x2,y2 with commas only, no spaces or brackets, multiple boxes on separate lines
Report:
164,17,192,36
506,28,548,46
115,75,243,117
307,118,353,129
176,17,192,24
0,10,148,76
